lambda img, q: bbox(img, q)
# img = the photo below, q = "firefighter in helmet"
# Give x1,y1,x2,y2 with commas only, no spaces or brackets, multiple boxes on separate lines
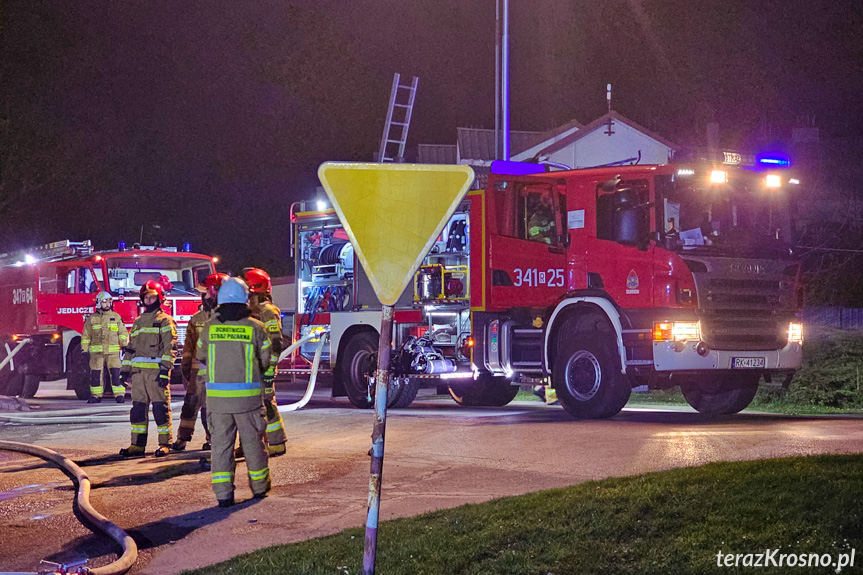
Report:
197,277,271,507
81,291,129,403
119,280,178,458
172,273,228,452
527,191,556,244
242,268,286,457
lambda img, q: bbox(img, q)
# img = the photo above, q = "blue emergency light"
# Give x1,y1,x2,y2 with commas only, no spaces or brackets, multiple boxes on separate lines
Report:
757,153,791,168
118,241,126,251
183,243,191,252
490,160,546,176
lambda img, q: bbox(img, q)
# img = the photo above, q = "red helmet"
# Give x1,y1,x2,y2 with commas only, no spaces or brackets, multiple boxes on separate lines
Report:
198,273,230,299
140,280,166,302
243,268,271,294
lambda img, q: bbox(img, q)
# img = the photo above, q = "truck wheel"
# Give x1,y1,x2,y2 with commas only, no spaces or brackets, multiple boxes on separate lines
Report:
552,319,630,419
680,375,759,415
448,374,518,407
66,342,91,400
4,372,25,397
20,375,40,399
339,332,405,409
389,377,421,408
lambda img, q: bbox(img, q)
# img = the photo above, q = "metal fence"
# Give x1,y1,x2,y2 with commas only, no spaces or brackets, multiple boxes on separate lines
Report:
801,307,863,330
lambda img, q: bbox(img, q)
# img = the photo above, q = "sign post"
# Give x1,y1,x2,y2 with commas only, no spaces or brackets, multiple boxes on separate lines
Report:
317,162,474,575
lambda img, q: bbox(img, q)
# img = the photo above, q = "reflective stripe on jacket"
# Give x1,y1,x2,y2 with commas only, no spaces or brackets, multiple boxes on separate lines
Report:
81,310,129,354
181,307,212,377
122,309,177,371
251,300,282,373
196,316,271,414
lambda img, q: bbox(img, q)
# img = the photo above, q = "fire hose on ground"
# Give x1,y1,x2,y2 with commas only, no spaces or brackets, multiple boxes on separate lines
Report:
0,441,137,575
0,331,328,572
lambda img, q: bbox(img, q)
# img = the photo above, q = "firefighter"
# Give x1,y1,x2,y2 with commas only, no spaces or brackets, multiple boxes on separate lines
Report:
172,273,228,452
242,268,286,457
527,191,556,244
197,277,271,507
81,291,129,403
119,280,178,458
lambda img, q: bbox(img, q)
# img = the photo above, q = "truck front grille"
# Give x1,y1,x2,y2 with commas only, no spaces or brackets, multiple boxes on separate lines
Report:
687,257,798,351
700,314,787,351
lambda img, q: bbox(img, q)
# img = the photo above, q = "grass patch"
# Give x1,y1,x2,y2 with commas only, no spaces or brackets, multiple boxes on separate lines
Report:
184,454,863,575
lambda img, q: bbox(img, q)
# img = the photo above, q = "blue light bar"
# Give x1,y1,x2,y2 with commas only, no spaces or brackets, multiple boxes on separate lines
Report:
118,241,126,251
490,160,545,176
757,153,791,168
183,242,192,252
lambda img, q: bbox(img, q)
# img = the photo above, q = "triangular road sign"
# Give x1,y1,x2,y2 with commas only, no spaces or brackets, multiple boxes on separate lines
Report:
317,162,474,306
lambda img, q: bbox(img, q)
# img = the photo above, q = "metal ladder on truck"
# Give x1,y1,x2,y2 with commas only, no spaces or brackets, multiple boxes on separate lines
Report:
376,73,418,163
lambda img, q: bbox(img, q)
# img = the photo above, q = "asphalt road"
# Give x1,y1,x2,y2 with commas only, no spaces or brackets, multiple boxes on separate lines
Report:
1,380,862,574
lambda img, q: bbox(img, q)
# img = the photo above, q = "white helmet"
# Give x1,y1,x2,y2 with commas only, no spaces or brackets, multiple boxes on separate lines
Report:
95,291,113,308
217,277,249,305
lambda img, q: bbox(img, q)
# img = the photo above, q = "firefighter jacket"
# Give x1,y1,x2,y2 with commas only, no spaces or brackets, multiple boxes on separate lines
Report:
196,316,271,414
181,307,213,381
122,309,177,372
81,310,129,355
251,300,283,371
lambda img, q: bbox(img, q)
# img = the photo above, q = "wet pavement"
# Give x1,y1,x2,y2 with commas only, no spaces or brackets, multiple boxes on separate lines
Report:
1,380,862,573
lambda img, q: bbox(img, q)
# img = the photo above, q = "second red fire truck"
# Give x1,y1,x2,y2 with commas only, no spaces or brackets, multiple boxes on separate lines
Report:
0,240,216,399
287,153,803,417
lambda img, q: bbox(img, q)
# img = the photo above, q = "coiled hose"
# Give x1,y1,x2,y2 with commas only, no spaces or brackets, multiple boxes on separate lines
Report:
0,441,137,575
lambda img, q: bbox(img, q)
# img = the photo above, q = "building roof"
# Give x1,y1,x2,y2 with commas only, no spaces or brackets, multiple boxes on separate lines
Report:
536,111,679,157
417,144,458,164
457,128,544,162
456,118,584,162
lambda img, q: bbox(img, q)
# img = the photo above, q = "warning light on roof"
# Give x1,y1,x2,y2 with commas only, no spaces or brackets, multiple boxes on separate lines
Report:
757,153,791,168
183,243,192,252
709,170,728,184
118,241,127,251
490,160,545,176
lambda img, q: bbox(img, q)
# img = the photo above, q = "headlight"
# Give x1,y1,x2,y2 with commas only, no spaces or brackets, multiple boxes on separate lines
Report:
653,321,701,342
765,174,782,188
788,322,803,344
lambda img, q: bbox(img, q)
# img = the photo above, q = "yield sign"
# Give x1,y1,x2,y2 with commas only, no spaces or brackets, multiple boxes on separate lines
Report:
317,162,474,306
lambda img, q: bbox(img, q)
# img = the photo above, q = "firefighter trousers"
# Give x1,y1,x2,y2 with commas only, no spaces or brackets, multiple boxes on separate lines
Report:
89,353,125,398
263,390,286,450
208,408,270,501
177,374,210,443
128,369,173,448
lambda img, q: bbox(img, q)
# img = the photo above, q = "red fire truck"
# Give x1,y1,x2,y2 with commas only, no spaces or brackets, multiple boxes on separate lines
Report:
0,240,216,399
287,154,803,417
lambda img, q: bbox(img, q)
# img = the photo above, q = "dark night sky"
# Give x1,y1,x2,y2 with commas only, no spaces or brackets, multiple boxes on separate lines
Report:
3,1,862,274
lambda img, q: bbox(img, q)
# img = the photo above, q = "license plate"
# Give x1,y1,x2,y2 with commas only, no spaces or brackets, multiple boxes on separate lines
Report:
732,357,766,369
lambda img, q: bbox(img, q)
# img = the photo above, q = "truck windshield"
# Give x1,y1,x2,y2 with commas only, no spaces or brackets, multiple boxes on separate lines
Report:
103,256,214,296
659,172,794,258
